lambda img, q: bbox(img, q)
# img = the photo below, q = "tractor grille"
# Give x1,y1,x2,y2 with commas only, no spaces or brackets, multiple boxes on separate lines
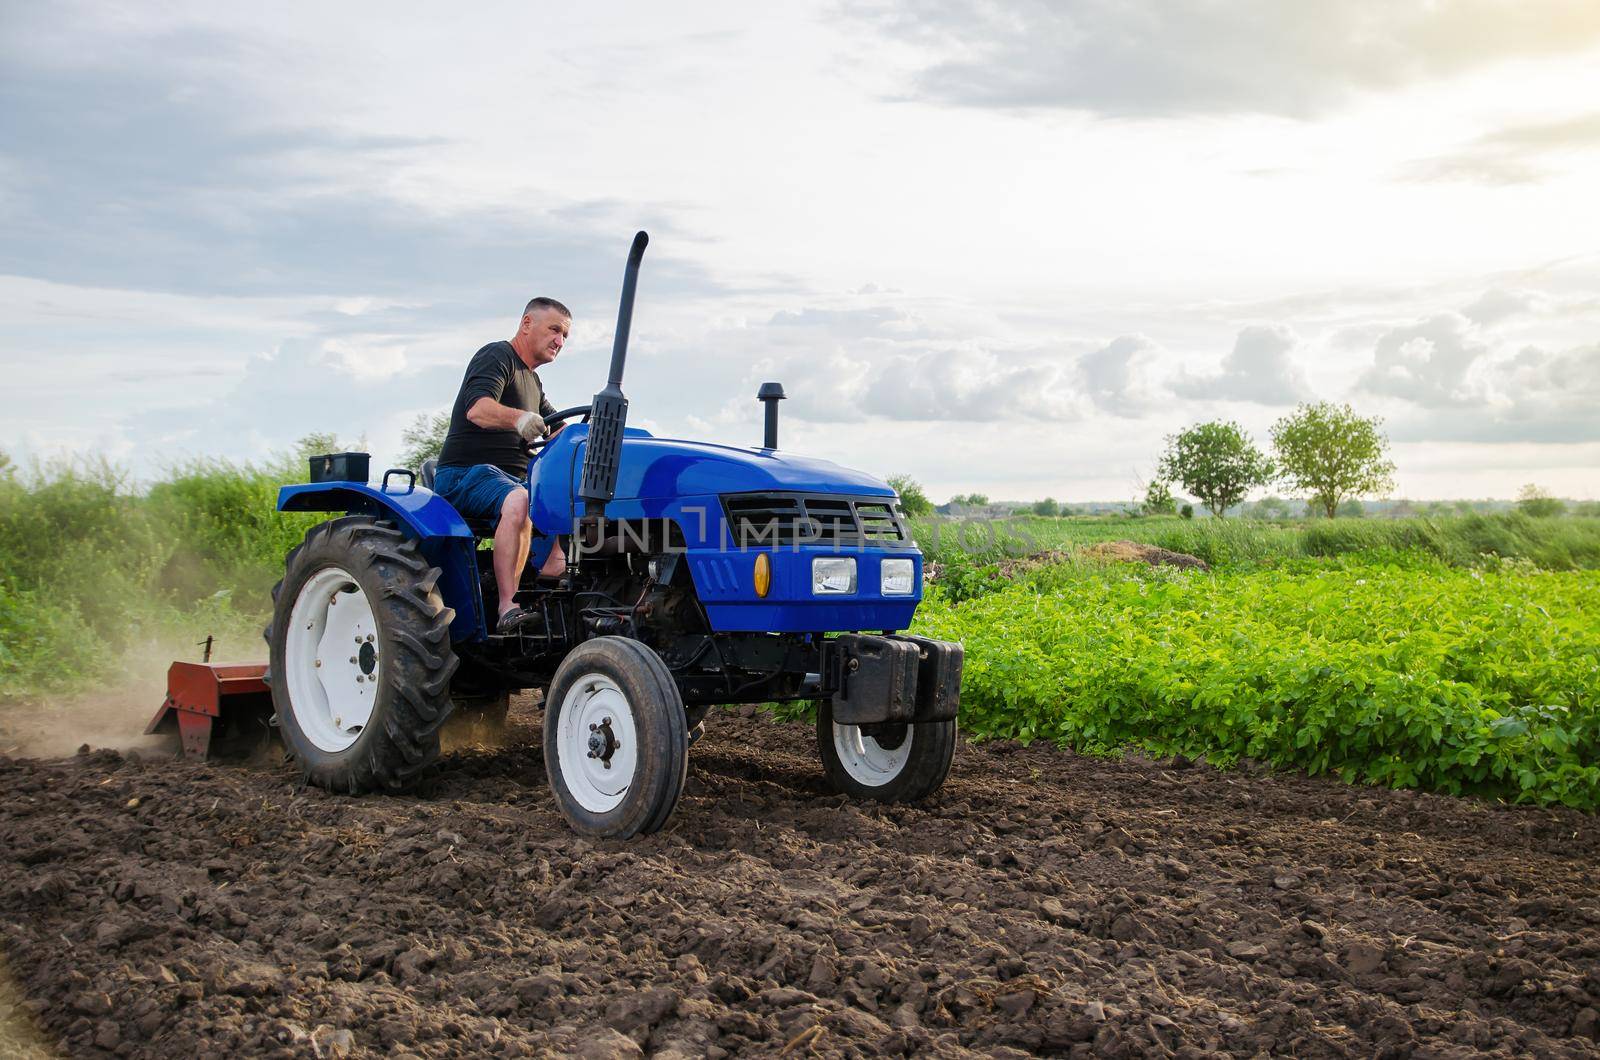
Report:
721,492,910,547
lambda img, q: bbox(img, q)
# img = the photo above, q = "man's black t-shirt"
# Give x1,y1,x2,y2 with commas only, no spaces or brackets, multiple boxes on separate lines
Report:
437,341,558,477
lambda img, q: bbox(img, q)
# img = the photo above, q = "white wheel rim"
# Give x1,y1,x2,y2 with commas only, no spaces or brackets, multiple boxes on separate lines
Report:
284,566,381,753
558,674,638,813
832,721,913,787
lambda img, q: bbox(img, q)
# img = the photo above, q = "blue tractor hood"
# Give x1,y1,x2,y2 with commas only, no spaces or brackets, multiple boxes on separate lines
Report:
608,432,896,500
528,425,896,503
527,425,902,553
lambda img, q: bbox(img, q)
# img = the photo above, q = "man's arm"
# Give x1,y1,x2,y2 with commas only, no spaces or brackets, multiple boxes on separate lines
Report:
467,397,546,440
465,397,534,431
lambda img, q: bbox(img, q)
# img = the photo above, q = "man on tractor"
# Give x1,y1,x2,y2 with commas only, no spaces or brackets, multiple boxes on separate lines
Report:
435,296,572,632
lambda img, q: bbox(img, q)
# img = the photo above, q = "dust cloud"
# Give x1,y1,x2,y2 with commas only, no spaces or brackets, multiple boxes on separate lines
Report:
0,630,259,760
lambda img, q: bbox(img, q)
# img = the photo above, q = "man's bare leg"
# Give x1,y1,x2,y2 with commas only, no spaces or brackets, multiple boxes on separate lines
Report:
538,538,566,578
493,488,532,618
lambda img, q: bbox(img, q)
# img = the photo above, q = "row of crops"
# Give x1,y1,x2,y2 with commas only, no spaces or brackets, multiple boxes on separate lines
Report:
4,457,1598,809
909,549,1600,810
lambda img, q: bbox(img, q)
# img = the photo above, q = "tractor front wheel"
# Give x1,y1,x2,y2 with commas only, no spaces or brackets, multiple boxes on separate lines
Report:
543,637,689,838
268,516,458,792
817,701,955,803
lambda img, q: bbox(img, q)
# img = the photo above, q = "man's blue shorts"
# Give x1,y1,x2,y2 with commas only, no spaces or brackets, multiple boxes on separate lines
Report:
433,464,523,528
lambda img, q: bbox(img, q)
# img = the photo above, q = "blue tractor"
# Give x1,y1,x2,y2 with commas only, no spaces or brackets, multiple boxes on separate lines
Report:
266,233,962,837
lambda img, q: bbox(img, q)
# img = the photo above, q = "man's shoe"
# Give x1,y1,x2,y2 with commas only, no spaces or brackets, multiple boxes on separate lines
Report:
496,606,544,634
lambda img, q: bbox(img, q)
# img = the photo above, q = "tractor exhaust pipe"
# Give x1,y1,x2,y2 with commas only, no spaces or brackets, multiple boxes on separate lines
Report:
579,231,648,520
604,230,649,389
758,382,785,449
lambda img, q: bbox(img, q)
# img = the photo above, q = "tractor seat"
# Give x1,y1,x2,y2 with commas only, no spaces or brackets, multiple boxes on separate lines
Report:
417,458,498,539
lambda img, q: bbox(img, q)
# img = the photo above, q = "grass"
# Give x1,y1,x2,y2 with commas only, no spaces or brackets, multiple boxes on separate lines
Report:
0,457,316,697
913,512,1600,571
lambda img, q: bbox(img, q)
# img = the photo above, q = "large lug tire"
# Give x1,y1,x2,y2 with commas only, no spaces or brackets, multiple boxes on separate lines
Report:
267,516,458,793
817,699,956,803
543,637,689,838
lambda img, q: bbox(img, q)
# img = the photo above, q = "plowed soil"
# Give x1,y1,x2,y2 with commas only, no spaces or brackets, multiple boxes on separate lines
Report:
2,699,1598,1058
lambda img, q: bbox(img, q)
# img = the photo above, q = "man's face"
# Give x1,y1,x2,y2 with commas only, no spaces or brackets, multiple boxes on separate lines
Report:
522,308,570,366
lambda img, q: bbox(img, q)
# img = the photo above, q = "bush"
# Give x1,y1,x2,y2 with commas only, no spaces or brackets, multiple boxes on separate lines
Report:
1517,484,1567,519
0,455,313,698
887,474,933,517
1143,480,1177,516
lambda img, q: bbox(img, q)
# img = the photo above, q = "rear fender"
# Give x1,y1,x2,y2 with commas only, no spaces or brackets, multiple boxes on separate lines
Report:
277,482,488,642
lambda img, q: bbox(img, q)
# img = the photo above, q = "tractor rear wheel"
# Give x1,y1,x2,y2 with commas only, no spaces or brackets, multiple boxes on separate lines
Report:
543,637,689,838
267,516,458,792
817,701,955,803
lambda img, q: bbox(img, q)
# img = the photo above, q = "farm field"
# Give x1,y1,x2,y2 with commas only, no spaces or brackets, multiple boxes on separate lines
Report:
3,705,1599,1057
2,459,1599,809
911,559,1600,810
3,462,1599,1055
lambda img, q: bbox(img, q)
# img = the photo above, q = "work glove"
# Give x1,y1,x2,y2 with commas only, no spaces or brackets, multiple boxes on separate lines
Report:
515,411,547,442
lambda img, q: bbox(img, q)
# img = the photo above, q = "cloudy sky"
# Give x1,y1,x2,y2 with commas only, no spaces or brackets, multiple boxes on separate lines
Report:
2,0,1598,502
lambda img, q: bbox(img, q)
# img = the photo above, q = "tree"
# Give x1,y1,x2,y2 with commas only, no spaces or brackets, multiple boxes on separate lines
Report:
887,474,933,517
1032,497,1060,517
1142,479,1177,516
399,410,452,470
1179,503,1194,520
1269,402,1396,519
1516,483,1567,518
1254,495,1291,520
1337,497,1365,518
1157,421,1273,518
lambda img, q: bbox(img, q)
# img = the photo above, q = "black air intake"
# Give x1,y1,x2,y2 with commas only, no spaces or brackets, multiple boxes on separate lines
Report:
721,492,911,547
579,231,648,518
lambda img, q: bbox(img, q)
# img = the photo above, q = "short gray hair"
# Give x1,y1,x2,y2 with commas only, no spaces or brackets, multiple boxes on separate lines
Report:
524,296,571,319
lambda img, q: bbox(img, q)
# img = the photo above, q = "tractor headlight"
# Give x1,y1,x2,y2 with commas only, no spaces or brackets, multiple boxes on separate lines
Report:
811,557,857,595
880,557,915,595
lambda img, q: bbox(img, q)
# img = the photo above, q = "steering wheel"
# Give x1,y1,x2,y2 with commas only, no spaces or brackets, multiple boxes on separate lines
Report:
524,404,593,454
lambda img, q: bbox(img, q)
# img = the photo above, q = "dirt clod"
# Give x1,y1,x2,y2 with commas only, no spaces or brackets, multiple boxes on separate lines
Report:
2,701,1598,1057
1080,540,1210,571
1343,942,1388,975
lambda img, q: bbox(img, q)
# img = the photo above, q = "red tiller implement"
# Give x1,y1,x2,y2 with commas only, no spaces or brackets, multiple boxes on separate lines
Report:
145,661,274,759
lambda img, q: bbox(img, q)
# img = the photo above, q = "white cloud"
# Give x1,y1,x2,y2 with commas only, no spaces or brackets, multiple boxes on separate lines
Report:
859,0,1600,118
1077,335,1163,416
857,346,1080,422
1359,313,1490,407
1173,324,1311,404
1473,342,1600,442
319,338,409,380
1404,111,1600,185
1461,287,1540,326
